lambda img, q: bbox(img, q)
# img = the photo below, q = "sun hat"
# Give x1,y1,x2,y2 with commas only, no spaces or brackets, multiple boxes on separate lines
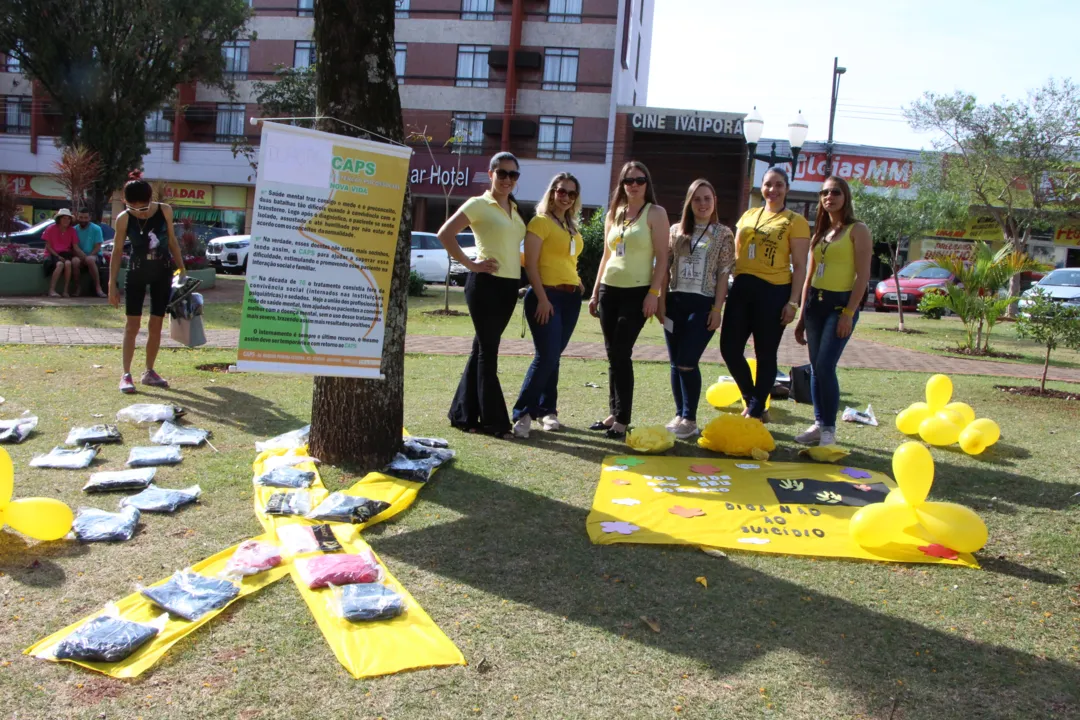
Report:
54,208,74,220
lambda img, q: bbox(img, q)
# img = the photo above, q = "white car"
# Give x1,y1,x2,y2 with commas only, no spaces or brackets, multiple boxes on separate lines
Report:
1018,268,1080,311
416,232,476,283
206,234,250,274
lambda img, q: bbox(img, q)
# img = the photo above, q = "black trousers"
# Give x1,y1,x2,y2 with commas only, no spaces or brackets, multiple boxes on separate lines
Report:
719,273,791,418
448,272,520,434
598,283,649,425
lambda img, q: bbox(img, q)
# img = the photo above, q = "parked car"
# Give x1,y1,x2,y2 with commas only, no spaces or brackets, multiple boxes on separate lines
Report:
6,219,115,248
205,234,250,273
423,232,476,284
874,261,955,312
2,218,31,234
1018,268,1080,311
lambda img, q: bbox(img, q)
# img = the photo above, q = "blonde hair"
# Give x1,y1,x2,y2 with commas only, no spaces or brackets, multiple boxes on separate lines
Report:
535,173,582,234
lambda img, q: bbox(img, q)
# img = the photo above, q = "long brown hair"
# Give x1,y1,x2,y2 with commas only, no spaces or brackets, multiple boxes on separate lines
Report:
606,160,657,223
536,172,582,235
678,178,719,237
811,176,857,251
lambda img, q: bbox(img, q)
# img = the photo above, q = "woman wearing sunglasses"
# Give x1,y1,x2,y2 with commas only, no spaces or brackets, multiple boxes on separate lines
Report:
720,167,810,421
438,152,527,439
108,171,186,394
793,176,872,446
511,173,585,438
588,161,668,439
663,179,735,439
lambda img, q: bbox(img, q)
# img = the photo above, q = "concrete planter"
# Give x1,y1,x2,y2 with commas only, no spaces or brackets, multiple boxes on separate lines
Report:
0,263,215,297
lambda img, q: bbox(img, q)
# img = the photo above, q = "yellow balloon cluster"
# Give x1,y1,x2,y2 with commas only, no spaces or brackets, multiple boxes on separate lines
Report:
625,426,676,454
697,413,776,458
705,358,771,411
895,374,1001,454
850,442,988,553
0,448,74,541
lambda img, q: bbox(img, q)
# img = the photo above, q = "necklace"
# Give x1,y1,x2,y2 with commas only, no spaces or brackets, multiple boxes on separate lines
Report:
618,203,646,243
689,223,710,256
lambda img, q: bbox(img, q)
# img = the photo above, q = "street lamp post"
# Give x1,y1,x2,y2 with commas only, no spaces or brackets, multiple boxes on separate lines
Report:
743,107,809,206
825,57,847,178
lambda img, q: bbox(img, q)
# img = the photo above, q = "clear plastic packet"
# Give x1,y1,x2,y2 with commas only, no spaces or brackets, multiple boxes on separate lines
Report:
333,582,407,622
305,493,391,524
120,484,201,513
276,524,341,556
140,570,240,622
65,424,123,446
151,421,209,446
383,454,444,483
220,540,282,579
83,468,156,493
294,550,382,589
263,491,313,516
842,404,878,427
255,425,310,452
400,440,456,463
71,506,141,542
116,404,184,425
30,445,99,469
41,604,166,663
254,466,315,489
261,449,318,473
406,436,450,449
126,445,183,467
0,414,38,444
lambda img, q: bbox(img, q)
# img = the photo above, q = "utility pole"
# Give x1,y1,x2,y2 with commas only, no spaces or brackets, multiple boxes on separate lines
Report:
825,57,846,178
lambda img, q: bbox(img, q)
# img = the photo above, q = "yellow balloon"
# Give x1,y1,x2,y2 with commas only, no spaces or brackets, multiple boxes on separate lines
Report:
5,497,74,541
849,502,918,548
936,408,965,426
915,501,988,553
0,447,12,506
895,402,931,435
925,374,953,410
892,441,934,506
958,427,988,455
883,488,907,505
968,418,1000,446
918,415,962,447
944,402,976,426
706,381,742,408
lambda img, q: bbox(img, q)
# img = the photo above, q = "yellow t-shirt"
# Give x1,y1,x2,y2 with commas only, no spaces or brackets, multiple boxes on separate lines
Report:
527,214,582,287
734,207,811,285
811,224,857,292
460,191,527,281
601,203,655,288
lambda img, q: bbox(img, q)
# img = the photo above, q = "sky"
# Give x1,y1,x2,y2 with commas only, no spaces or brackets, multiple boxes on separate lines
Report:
647,0,1080,151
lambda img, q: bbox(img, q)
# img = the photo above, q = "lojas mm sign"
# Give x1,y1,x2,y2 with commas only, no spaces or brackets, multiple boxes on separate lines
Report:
795,152,913,188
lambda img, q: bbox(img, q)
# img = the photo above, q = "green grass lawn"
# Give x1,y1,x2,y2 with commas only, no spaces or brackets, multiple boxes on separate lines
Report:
1,346,1077,719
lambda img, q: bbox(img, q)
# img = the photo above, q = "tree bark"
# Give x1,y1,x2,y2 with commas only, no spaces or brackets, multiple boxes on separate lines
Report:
894,236,906,332
309,0,412,469
1042,343,1050,393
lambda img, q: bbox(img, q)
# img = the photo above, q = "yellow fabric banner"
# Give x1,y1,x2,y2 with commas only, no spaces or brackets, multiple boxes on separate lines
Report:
586,455,977,567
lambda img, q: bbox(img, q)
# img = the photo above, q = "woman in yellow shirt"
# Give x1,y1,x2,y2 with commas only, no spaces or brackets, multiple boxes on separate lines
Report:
511,173,585,438
438,152,527,438
720,167,810,421
587,161,669,439
793,176,872,446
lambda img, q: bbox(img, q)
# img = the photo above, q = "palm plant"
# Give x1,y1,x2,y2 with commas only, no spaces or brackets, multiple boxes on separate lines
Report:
52,145,103,215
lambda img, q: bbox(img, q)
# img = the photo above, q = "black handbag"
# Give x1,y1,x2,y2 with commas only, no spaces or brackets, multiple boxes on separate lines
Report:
789,364,813,404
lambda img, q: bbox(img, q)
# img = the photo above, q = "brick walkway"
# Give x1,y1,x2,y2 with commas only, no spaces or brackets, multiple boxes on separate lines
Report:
2,323,1078,383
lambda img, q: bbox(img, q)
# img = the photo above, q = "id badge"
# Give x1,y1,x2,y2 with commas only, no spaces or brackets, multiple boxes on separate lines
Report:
747,243,756,260
569,239,576,255
615,242,626,258
816,262,826,278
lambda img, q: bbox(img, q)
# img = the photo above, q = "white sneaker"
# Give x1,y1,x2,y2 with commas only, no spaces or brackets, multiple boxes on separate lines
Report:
819,428,837,446
541,415,562,431
512,416,532,438
795,424,821,445
665,415,683,431
673,419,698,440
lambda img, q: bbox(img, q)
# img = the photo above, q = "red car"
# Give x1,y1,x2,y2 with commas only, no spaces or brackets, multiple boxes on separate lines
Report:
874,261,954,312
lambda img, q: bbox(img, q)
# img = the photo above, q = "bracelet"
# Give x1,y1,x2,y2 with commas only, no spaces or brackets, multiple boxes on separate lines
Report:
787,301,799,310
711,305,721,312
648,288,661,297
841,307,855,317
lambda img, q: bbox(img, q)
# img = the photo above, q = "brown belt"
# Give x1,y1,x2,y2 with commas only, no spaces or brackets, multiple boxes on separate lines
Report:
544,284,579,293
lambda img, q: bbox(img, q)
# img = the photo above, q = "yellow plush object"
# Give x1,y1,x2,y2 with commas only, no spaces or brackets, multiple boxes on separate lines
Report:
0,448,74,541
798,446,851,463
625,426,676,454
697,414,776,457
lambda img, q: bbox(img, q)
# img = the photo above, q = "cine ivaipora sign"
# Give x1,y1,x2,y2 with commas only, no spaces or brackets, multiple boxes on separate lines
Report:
238,122,412,378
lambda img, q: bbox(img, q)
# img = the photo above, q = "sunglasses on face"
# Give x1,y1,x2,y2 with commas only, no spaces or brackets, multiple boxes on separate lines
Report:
494,169,520,180
554,187,578,200
126,204,152,213
622,176,648,186
820,188,843,197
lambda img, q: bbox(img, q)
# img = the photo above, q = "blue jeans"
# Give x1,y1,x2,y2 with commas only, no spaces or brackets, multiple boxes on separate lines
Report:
803,288,859,428
512,286,582,421
664,292,716,421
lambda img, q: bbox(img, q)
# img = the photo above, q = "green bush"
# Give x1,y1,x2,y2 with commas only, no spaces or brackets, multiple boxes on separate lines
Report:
407,270,426,297
1016,290,1080,391
577,208,606,296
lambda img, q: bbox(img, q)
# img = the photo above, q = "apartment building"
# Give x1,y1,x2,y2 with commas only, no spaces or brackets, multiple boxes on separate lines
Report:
0,0,654,233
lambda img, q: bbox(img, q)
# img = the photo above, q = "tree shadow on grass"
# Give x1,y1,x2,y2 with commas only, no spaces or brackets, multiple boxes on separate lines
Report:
0,532,89,588
372,467,1079,719
139,385,305,438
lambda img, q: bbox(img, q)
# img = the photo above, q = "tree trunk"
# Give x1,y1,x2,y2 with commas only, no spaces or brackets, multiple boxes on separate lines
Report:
1006,227,1031,319
1042,343,1050,393
443,192,452,312
975,317,983,353
309,0,411,469
894,237,905,332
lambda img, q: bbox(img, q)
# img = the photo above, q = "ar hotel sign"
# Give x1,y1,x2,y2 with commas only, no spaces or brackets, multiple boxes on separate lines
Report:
627,107,745,138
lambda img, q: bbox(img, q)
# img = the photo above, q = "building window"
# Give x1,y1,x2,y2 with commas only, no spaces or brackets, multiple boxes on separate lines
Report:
3,96,31,134
294,41,315,68
548,0,582,23
461,0,494,21
297,0,314,17
634,34,642,81
222,41,250,79
5,45,21,73
395,0,410,18
542,48,578,92
456,45,490,88
145,109,172,141
452,113,486,155
395,44,406,83
538,116,573,160
216,104,247,143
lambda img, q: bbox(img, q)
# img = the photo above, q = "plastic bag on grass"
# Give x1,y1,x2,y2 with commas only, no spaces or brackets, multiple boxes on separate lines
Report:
254,466,315,489
842,404,878,427
30,445,98,469
221,540,282,579
66,424,123,445
127,445,183,467
140,570,240,622
305,493,390,524
400,440,456,463
276,524,341,556
120,484,201,513
261,449,318,473
0,414,38,444
72,506,141,542
382,454,445,483
83,468,156,493
404,436,450,449
264,491,313,517
116,404,183,425
46,605,165,663
334,582,407,622
295,551,382,589
255,425,310,453
151,421,209,446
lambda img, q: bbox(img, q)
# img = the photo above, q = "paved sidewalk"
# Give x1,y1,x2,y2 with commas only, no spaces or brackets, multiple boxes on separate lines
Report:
2,323,1079,383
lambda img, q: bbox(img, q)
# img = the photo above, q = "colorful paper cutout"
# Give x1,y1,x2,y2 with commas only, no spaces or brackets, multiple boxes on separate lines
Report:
841,468,872,479
603,465,629,473
735,463,759,470
600,521,640,535
689,464,721,474
611,479,631,486
611,498,641,506
668,505,705,518
614,457,646,467
695,576,708,589
918,544,959,560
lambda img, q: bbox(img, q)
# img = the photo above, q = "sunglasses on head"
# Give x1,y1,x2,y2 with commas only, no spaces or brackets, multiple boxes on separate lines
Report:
494,169,520,180
554,187,578,200
820,188,843,197
622,176,648,186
